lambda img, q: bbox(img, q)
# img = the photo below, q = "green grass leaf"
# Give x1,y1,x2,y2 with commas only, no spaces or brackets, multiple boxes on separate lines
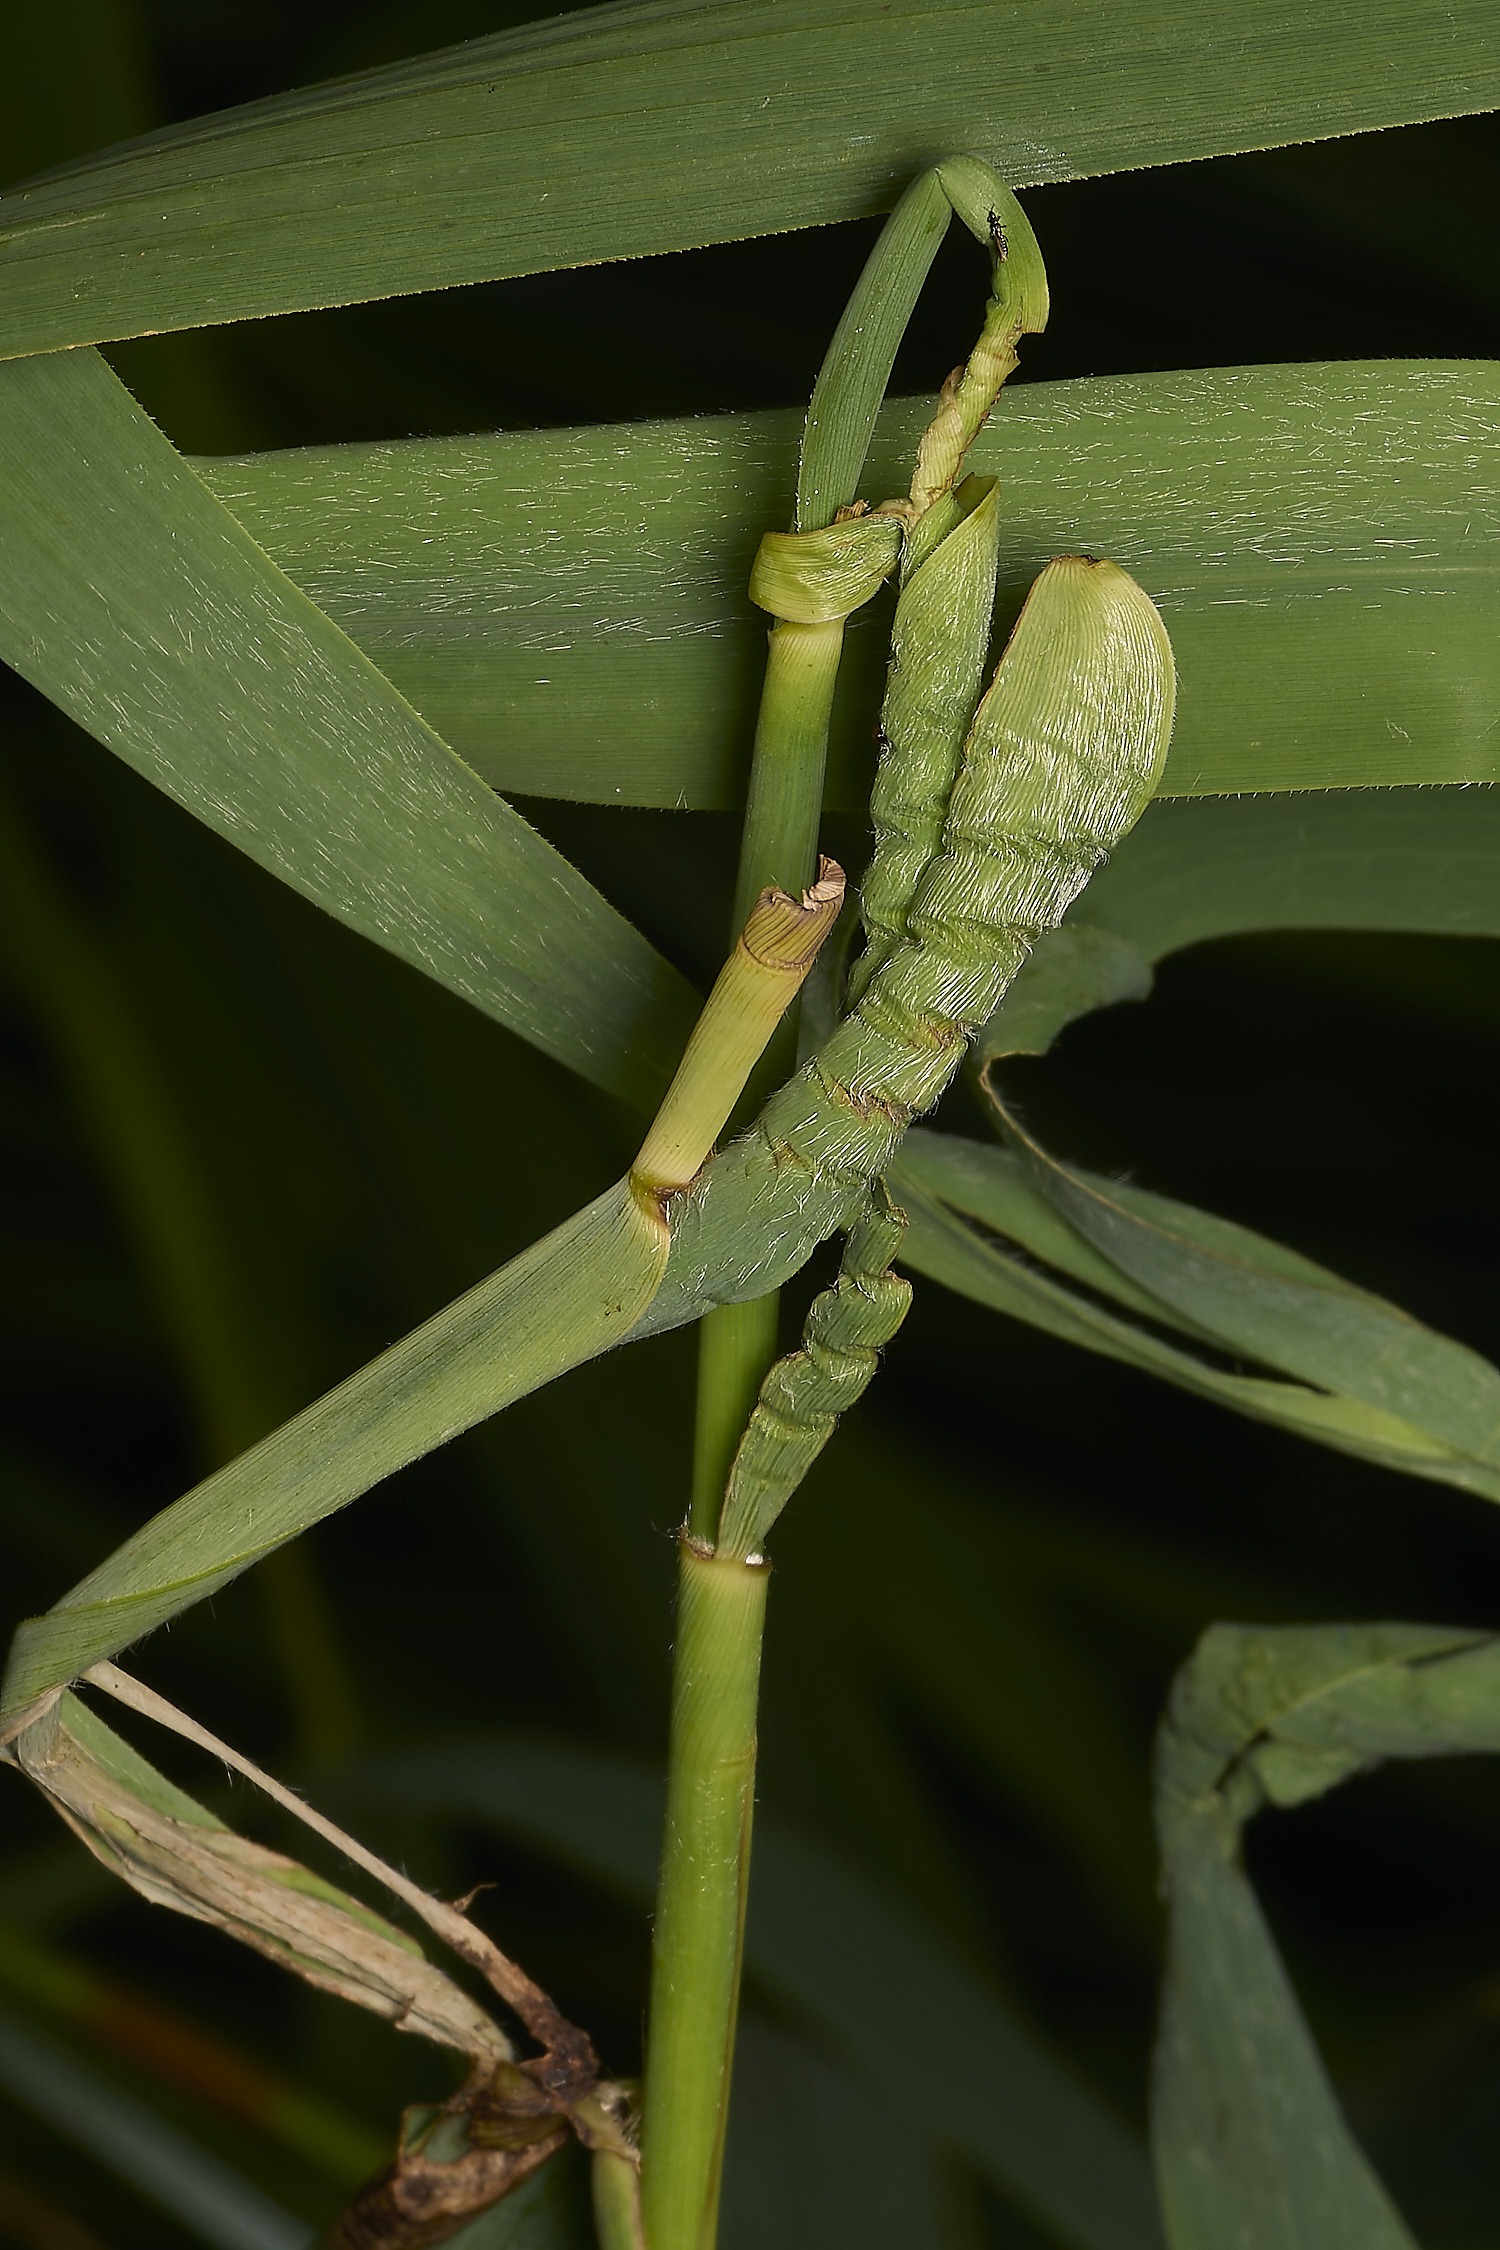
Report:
890,1131,1500,1503
996,1104,1500,1467
1074,785,1500,961
0,1175,667,1731
1155,1817,1417,2250
1,0,1496,355
200,362,1500,808
348,1739,1165,2250
987,781,1500,1059
1151,1620,1500,2248
0,345,698,1110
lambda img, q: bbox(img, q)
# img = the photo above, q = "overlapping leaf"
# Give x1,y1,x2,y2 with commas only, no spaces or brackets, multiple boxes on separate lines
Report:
1073,787,1500,960
0,1170,665,1732
2,0,1494,356
0,345,698,1111
987,785,1500,1058
891,1128,1500,1501
198,361,1500,809
1153,1621,1500,2248
5,1693,511,2061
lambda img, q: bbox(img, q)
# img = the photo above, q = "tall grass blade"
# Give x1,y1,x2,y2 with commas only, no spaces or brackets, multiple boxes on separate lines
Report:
891,1131,1500,1502
0,861,839,1726
1152,1621,1500,2247
1,0,1494,354
993,1100,1500,1467
1074,785,1500,959
200,364,1500,808
0,1179,666,1730
0,345,697,1110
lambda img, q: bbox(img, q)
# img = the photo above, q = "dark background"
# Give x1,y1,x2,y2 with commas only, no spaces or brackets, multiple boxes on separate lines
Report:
3,5,1500,2244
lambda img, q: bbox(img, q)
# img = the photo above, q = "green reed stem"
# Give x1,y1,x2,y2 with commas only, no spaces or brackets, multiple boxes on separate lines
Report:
729,618,844,927
642,158,1026,2249
638,1545,768,2250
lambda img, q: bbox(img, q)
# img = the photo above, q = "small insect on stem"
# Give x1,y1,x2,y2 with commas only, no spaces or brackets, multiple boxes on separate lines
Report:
988,208,1009,261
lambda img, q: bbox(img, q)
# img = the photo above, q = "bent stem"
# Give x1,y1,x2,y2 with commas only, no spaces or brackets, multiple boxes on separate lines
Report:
638,1544,768,2250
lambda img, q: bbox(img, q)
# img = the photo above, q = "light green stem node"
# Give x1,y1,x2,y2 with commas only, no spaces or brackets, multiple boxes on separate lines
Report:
576,2085,646,2250
747,512,903,623
640,1545,768,2250
716,1182,912,1562
633,860,846,1195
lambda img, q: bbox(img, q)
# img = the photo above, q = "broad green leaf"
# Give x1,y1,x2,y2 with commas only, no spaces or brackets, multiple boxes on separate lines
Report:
0,2005,314,2250
0,1176,666,1732
979,925,1155,1063
1155,1621,1496,1851
889,1132,1500,1502
346,1739,1164,2250
0,344,698,1110
1152,1621,1500,2248
199,362,1500,808
994,1105,1500,1467
1154,1818,1417,2250
987,782,1500,1060
1073,784,1500,960
2,0,1494,355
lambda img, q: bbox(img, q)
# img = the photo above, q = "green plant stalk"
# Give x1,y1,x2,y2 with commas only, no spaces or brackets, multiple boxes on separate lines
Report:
701,625,850,1394
729,620,846,929
592,2147,648,2250
661,161,1051,2247
639,1545,768,2250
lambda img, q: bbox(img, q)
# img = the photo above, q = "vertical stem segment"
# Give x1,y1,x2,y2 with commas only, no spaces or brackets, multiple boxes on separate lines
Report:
730,620,844,928
639,1544,769,2250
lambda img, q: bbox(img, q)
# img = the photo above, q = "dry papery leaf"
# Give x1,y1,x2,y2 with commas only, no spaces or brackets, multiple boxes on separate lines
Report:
9,1689,513,2059
2,1666,625,2248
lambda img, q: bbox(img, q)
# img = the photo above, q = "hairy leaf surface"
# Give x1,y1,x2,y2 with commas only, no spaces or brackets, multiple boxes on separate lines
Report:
199,363,1500,807
0,345,697,1108
2,0,1495,356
